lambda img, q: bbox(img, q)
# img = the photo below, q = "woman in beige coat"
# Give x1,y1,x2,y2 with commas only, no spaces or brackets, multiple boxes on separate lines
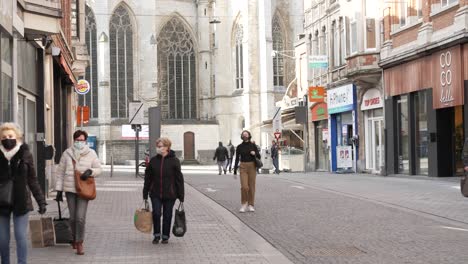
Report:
55,130,101,255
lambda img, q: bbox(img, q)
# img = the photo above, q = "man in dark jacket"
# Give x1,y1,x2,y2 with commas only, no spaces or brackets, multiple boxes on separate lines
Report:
271,140,280,174
213,142,229,175
227,140,235,173
143,137,184,244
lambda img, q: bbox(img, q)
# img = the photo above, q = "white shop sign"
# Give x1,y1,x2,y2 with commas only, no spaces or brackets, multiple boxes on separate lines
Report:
361,88,383,111
327,84,354,114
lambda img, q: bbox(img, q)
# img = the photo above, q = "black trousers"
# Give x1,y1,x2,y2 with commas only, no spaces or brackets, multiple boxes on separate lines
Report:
150,196,176,239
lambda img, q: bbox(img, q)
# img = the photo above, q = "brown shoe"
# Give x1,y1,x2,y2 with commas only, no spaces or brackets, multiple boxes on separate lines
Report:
76,241,84,255
71,241,77,250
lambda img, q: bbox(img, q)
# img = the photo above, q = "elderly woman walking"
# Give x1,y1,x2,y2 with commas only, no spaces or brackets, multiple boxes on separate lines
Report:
0,123,47,264
143,137,185,245
55,130,101,255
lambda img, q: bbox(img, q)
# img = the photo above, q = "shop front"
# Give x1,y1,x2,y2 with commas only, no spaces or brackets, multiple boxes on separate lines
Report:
327,84,358,172
361,88,384,174
384,45,467,177
311,102,329,171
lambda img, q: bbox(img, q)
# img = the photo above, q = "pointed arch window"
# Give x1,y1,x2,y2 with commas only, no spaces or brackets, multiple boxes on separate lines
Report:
235,23,244,89
157,17,196,120
109,5,134,118
81,5,98,118
272,15,284,86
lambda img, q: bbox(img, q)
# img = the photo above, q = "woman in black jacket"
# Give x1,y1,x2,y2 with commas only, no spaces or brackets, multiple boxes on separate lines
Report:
143,137,184,244
0,123,46,264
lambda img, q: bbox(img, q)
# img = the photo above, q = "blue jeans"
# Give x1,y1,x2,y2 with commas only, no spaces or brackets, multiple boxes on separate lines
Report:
272,157,279,173
66,192,89,242
150,197,175,240
0,213,29,264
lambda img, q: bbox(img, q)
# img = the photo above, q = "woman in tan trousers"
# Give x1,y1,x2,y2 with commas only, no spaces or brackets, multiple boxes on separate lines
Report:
233,130,261,213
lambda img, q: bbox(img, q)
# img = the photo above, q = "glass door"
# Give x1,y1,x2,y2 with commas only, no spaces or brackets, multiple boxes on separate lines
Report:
315,120,329,171
373,119,384,173
18,92,37,170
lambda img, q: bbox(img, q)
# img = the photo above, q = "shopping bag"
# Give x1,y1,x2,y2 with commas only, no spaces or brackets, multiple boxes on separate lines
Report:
53,200,72,244
461,173,468,197
134,200,152,233
172,202,186,237
30,217,56,248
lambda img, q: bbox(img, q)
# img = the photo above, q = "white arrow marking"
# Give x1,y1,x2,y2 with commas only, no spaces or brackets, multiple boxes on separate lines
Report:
440,226,468,232
206,188,217,192
290,185,305,190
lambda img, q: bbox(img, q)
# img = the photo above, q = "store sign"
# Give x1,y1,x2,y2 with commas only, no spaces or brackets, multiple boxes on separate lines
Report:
75,79,90,95
327,84,355,114
337,146,353,168
433,46,463,109
308,86,325,102
311,102,328,121
309,55,328,68
361,88,383,111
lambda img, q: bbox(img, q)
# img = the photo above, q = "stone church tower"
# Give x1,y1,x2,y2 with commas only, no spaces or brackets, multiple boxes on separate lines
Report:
82,0,303,164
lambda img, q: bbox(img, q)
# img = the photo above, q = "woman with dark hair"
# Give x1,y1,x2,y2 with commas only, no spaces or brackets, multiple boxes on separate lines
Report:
143,137,185,245
233,130,261,213
0,123,47,264
55,130,102,255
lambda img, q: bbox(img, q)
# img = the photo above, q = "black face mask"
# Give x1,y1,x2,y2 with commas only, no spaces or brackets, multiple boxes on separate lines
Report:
1,139,17,150
242,136,249,141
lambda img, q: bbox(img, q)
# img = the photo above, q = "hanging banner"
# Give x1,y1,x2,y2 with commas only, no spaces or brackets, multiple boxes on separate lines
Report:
75,79,90,95
308,86,325,102
311,102,328,121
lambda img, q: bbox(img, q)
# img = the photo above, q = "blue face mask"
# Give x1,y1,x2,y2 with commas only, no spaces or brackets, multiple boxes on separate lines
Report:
74,141,86,150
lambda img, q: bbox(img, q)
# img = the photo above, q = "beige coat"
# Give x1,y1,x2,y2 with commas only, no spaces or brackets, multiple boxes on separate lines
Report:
55,146,102,193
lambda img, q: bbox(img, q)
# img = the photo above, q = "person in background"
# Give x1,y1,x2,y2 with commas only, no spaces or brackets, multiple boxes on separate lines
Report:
213,142,229,175
227,140,235,173
271,140,280,174
55,130,102,255
143,137,184,245
234,131,261,213
0,123,47,264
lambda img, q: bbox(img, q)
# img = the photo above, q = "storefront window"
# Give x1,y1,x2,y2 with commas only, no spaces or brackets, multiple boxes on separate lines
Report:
414,91,428,175
1,73,12,122
397,95,409,174
1,33,12,64
315,120,329,171
0,31,13,122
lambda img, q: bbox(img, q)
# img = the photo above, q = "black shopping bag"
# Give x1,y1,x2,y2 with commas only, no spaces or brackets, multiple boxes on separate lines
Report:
54,200,73,244
172,202,186,237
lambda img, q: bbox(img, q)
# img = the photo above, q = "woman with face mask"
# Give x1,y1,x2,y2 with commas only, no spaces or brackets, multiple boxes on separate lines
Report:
143,137,184,245
55,130,102,255
0,123,46,264
233,130,261,213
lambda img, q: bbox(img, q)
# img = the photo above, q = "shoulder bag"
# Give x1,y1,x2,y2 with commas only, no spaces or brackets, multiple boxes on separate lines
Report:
0,179,13,207
461,172,468,197
72,159,96,200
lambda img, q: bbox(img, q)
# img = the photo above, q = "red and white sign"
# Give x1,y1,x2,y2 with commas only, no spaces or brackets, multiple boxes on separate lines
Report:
274,132,281,140
75,79,90,95
360,88,383,111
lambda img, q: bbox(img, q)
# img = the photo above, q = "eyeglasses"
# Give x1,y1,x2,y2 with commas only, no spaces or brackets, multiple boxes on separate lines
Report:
157,145,165,148
75,139,86,142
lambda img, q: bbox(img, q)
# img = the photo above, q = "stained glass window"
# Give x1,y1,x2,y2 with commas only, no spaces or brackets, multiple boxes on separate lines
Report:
272,15,284,86
157,17,197,120
81,5,98,118
109,4,134,118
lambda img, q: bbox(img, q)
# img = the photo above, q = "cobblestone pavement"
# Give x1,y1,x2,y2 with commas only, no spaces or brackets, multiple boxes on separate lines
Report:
184,166,468,264
21,167,291,264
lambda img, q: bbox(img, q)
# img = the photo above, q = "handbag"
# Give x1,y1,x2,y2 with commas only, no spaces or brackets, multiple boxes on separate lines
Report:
255,158,263,169
30,216,56,248
0,179,13,207
172,202,186,237
461,173,468,197
134,200,152,233
72,159,96,200
53,200,72,244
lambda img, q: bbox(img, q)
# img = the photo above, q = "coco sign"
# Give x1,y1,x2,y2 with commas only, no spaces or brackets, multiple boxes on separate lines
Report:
433,46,462,109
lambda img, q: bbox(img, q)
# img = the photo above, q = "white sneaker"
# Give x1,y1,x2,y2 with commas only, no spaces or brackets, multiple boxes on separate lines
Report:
248,205,255,212
239,204,247,213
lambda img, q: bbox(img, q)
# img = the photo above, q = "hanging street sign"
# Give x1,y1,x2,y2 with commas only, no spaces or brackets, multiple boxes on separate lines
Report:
75,79,90,95
274,132,281,140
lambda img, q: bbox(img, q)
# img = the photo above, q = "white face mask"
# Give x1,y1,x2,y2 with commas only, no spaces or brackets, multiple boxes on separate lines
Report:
156,147,164,154
74,141,86,150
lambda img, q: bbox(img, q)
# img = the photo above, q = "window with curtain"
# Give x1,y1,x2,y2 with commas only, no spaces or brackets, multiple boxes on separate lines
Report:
81,5,98,118
157,17,197,120
235,23,244,89
272,15,284,87
109,4,134,119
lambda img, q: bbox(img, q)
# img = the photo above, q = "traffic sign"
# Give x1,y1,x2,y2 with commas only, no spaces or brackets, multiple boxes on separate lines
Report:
274,132,281,140
129,102,144,125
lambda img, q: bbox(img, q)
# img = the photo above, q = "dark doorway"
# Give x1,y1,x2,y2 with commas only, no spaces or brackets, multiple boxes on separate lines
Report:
184,132,195,160
436,106,464,176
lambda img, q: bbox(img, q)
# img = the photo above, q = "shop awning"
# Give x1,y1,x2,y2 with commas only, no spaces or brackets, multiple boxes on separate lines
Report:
55,55,77,86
